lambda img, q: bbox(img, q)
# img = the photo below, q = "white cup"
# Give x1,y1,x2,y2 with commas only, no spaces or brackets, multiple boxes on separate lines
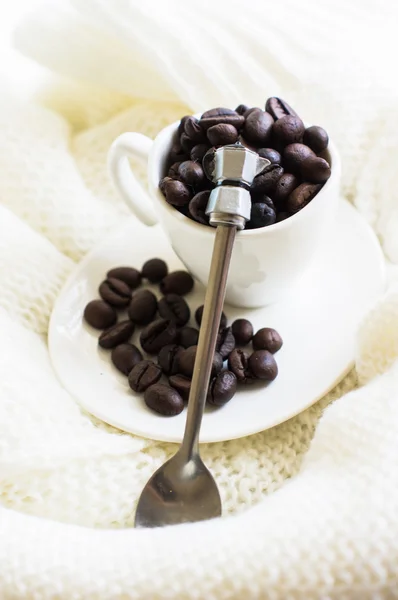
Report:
108,115,341,308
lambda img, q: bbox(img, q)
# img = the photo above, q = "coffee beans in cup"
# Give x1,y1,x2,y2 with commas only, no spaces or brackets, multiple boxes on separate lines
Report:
159,97,330,229
82,258,282,417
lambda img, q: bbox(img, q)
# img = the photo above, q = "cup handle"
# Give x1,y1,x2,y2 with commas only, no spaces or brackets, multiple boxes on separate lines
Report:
108,132,159,226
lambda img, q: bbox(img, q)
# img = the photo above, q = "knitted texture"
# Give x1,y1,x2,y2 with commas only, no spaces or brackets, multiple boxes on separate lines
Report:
0,0,397,597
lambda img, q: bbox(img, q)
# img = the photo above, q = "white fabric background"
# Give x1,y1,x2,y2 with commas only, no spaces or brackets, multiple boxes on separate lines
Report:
0,0,398,597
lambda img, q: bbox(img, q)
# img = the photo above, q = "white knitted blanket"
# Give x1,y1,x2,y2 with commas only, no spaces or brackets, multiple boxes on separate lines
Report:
1,0,398,597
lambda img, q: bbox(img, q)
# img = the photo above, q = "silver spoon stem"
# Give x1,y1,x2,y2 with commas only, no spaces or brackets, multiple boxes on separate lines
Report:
180,224,236,460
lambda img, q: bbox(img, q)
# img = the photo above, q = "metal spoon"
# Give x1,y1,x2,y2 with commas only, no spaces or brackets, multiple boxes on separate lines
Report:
135,144,270,528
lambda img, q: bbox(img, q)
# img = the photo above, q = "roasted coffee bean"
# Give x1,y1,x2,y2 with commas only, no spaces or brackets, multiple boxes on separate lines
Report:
84,299,117,330
207,123,239,146
301,156,331,183
168,161,183,178
158,344,184,375
227,348,252,383
161,177,192,206
169,141,188,164
178,326,199,348
128,360,162,393
283,143,315,174
160,271,194,295
242,110,274,146
98,320,135,349
251,164,284,194
195,305,227,329
180,132,195,154
178,346,223,379
99,277,131,308
178,161,205,187
235,104,250,115
169,374,191,402
200,107,245,130
248,202,276,229
142,258,168,283
184,116,206,143
276,211,289,222
257,147,281,164
178,116,190,136
158,294,190,326
190,143,210,163
265,96,298,120
303,125,329,154
273,173,300,207
128,290,158,325
252,327,283,353
287,183,323,213
111,343,143,375
207,370,237,407
244,107,262,118
144,383,184,416
216,326,236,359
189,190,210,225
140,318,177,354
107,267,142,290
251,194,275,209
272,115,305,149
231,318,253,346
248,350,278,380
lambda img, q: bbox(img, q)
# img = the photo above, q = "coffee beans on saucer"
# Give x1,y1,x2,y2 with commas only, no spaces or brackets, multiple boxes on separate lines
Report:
159,97,330,229
83,258,283,417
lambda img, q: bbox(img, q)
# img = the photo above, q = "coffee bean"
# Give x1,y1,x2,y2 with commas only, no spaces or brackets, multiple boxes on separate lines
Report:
128,290,158,325
190,143,210,162
287,183,323,213
160,271,194,296
189,190,210,225
207,370,237,406
301,156,331,183
195,305,227,329
257,148,281,164
169,374,191,402
272,115,305,149
231,318,253,346
207,123,239,146
242,110,274,146
180,132,195,154
251,194,275,209
128,360,162,393
216,327,236,359
84,299,117,330
200,107,245,130
144,383,184,416
158,294,190,326
227,348,253,383
248,202,276,229
140,318,177,355
265,97,298,120
98,278,131,308
276,211,289,222
184,116,206,143
158,344,184,375
244,107,262,118
106,267,142,290
273,173,300,207
252,328,283,353
111,343,143,375
303,125,329,154
248,350,278,380
235,104,250,115
168,161,183,178
251,164,284,194
283,143,315,174
98,320,135,349
178,161,205,187
161,178,192,206
178,326,199,348
169,141,188,164
178,116,190,136
141,258,168,283
177,345,223,379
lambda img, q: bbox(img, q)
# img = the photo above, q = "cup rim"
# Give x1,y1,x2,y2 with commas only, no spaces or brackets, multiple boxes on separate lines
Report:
148,113,341,238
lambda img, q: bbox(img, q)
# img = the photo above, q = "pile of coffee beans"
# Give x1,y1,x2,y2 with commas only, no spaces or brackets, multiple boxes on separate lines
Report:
159,97,330,229
83,259,282,416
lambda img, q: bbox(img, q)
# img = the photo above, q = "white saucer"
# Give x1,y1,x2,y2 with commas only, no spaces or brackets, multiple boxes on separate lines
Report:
49,200,385,443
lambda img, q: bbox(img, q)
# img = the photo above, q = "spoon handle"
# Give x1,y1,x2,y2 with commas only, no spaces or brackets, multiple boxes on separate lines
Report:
181,225,236,459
